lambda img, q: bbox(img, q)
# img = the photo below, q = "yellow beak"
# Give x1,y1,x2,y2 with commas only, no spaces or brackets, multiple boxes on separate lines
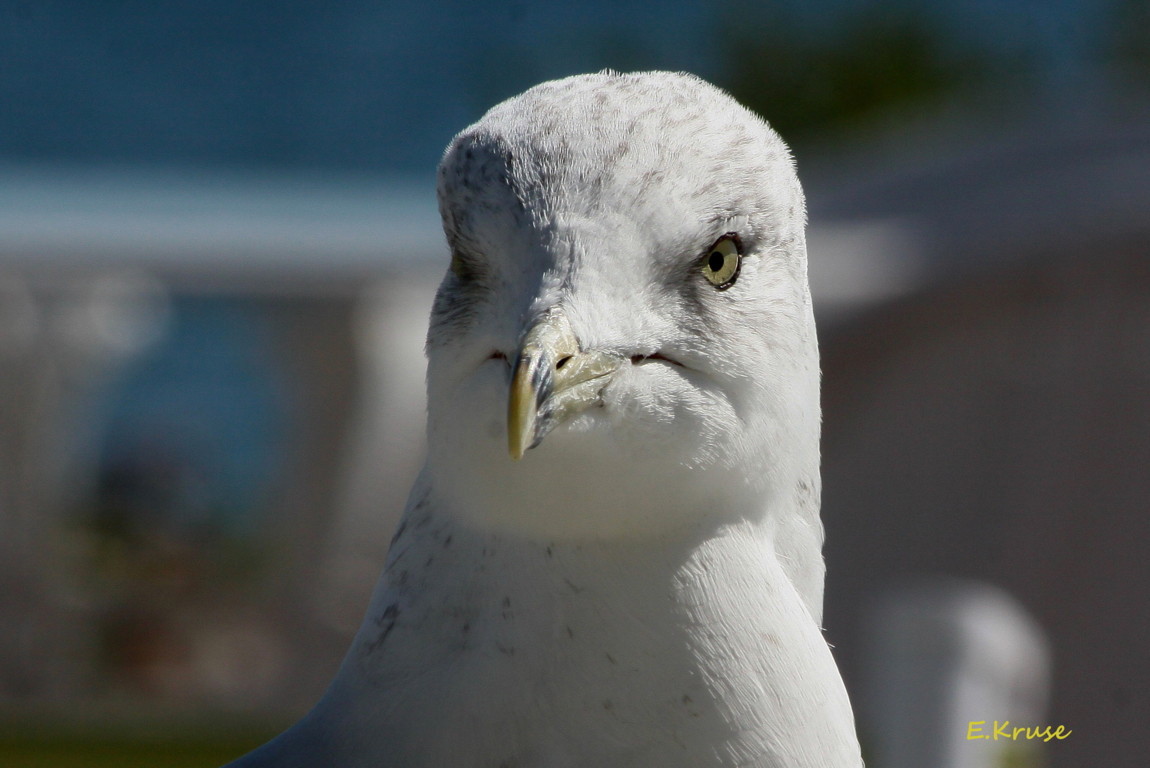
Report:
507,309,622,459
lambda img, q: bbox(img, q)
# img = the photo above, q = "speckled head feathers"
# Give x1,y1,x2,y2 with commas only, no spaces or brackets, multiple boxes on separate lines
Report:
424,71,822,545
436,71,806,275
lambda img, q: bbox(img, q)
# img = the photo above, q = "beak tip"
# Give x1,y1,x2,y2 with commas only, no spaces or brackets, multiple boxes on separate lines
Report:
508,354,537,462
507,416,535,460
507,409,531,461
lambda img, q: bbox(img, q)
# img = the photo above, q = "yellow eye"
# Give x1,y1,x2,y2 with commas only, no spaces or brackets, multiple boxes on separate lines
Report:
701,234,742,289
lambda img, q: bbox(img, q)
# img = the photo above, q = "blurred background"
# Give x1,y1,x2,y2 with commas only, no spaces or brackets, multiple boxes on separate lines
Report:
1,1,1147,766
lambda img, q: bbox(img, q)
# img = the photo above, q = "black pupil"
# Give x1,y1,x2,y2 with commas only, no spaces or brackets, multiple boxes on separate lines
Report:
708,251,725,273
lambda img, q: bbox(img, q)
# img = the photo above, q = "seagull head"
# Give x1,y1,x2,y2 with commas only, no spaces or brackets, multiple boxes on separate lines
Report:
424,71,820,540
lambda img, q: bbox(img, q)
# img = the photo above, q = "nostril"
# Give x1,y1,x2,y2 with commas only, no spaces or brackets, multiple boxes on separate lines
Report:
555,355,572,370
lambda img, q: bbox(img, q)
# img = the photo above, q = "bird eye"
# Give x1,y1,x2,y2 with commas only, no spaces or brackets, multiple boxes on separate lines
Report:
700,234,742,289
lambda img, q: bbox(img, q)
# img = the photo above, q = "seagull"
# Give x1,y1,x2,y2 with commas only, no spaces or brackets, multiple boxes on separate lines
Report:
226,71,863,767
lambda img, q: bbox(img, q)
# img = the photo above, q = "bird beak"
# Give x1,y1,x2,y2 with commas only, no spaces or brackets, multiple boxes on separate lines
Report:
507,309,622,460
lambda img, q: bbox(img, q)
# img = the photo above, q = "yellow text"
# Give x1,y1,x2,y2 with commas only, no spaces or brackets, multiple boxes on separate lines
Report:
967,721,1072,742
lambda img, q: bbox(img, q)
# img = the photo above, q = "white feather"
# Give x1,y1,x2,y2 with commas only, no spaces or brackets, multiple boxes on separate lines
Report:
226,71,862,768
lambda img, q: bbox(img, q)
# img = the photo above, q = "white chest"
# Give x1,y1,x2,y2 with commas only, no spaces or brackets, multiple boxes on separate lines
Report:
321,520,859,767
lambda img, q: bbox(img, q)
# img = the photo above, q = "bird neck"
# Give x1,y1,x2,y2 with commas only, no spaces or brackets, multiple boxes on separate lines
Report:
397,491,803,669
346,499,852,765
320,482,854,767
